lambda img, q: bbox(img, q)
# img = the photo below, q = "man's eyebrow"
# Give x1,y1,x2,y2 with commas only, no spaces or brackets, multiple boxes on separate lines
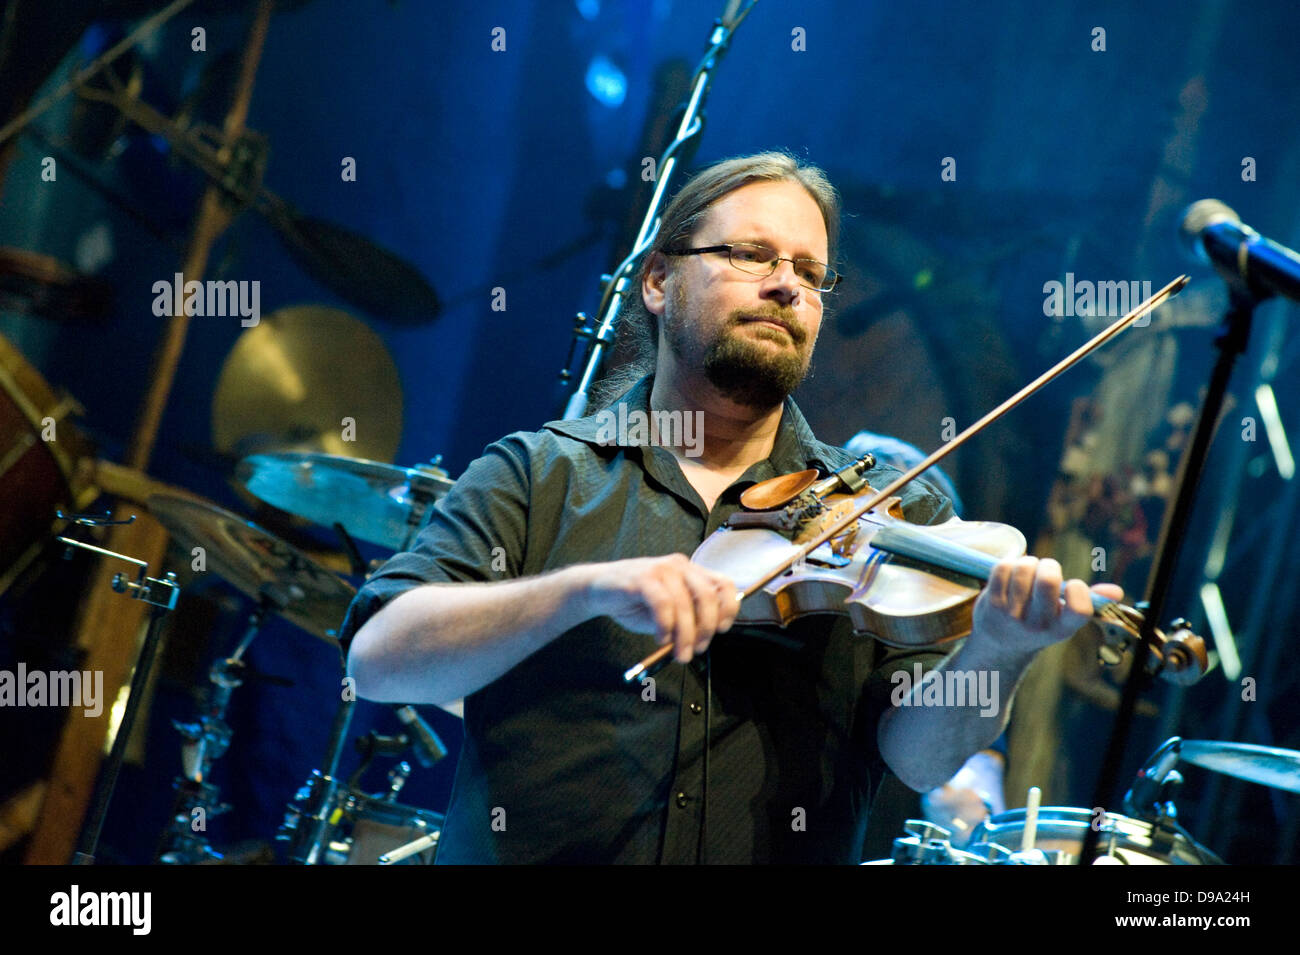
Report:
726,235,826,260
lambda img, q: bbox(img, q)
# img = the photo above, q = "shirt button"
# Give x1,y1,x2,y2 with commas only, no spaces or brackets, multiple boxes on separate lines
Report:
689,701,702,714
675,792,689,808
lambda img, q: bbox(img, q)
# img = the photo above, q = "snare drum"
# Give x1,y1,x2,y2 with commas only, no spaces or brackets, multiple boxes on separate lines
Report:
968,807,1221,865
281,771,444,865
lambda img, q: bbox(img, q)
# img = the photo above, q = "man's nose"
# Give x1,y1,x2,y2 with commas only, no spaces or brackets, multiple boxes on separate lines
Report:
759,259,801,305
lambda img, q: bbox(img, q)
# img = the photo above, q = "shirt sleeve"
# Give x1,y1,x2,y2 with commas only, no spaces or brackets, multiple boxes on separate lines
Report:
335,433,532,658
855,467,959,783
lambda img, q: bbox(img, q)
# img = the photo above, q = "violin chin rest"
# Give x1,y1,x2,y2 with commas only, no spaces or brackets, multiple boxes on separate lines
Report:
740,469,820,510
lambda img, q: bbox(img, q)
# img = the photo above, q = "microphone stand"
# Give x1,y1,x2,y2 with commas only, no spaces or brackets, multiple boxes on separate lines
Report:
1079,283,1260,863
557,0,758,420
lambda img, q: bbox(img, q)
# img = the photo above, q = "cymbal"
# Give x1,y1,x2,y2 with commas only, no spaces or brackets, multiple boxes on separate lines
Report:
237,452,454,551
147,493,355,643
211,305,402,463
1180,739,1300,794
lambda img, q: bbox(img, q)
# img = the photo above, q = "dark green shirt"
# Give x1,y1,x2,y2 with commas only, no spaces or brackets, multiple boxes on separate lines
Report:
338,375,955,864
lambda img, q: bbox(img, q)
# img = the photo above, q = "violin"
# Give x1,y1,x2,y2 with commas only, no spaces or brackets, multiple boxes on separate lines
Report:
623,275,1207,685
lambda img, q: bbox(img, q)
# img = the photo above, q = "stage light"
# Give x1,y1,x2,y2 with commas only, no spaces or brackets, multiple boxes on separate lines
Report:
1199,582,1241,681
1254,383,1294,480
585,54,627,108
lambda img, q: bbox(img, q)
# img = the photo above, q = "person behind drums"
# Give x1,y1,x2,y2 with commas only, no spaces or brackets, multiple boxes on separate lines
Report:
341,151,1121,863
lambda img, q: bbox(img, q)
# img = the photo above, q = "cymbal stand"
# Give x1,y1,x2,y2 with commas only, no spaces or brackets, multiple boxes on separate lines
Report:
56,511,181,865
281,696,356,864
399,460,450,552
156,598,272,863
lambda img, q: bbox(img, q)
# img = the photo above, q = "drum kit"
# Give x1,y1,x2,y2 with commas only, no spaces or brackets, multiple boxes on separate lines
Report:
872,737,1300,865
0,321,456,863
137,451,459,866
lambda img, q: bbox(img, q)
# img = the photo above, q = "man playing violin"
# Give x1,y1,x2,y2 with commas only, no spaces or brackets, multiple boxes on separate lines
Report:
341,151,1122,863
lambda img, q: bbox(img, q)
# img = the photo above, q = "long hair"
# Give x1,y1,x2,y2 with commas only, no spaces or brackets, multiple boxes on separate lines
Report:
588,150,841,409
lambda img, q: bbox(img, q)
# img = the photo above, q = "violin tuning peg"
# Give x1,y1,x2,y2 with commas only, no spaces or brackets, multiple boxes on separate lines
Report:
1098,643,1124,666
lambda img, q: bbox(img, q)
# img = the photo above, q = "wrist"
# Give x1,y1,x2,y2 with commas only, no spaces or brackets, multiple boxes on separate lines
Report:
962,624,1038,674
560,562,600,624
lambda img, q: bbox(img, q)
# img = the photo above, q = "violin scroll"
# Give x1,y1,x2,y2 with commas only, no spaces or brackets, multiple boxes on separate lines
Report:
1094,607,1208,686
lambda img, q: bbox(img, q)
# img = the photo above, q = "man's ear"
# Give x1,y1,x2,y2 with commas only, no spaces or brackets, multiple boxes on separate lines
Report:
641,251,669,317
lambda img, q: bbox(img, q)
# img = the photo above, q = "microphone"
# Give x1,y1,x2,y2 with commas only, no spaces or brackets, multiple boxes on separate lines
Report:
393,705,447,767
1180,199,1300,303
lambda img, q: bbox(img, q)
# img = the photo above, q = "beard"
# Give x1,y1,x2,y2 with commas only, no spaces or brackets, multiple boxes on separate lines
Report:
663,283,813,409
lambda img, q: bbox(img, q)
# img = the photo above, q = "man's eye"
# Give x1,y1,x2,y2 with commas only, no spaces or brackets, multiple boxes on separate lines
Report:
798,262,826,285
732,245,773,263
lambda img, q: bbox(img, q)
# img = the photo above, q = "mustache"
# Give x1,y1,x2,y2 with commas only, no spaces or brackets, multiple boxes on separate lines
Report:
731,309,805,343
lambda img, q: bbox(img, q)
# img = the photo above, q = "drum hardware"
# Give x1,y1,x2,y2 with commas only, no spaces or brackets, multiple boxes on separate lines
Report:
235,446,458,862
873,747,1224,865
888,819,990,865
156,598,280,864
140,493,364,861
279,697,355,866
54,511,181,865
279,763,444,866
349,734,415,792
1151,736,1300,795
281,708,447,864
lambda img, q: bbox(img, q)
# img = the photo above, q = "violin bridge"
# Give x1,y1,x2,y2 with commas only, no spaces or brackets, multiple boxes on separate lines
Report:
804,540,851,568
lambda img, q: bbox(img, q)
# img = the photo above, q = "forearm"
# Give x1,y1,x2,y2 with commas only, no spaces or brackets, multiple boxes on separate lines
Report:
878,628,1035,792
346,564,596,705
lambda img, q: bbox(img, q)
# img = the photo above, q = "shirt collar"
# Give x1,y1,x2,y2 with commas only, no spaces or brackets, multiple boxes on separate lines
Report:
543,374,845,477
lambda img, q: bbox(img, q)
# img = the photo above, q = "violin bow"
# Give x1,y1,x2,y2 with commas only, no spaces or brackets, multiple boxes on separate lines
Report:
624,274,1191,682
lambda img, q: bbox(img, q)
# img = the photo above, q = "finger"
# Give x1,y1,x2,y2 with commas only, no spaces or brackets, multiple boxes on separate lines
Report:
1061,578,1094,629
1091,582,1124,602
682,569,719,652
715,576,739,632
696,568,739,633
1007,556,1038,618
656,571,697,663
641,578,676,646
1027,558,1064,630
988,559,1013,609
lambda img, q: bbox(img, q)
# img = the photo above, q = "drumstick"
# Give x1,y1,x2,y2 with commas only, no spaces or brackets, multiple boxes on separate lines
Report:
1023,786,1041,851
378,832,439,865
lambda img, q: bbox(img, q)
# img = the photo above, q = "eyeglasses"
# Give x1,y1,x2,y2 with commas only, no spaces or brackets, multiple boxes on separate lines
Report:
663,242,840,293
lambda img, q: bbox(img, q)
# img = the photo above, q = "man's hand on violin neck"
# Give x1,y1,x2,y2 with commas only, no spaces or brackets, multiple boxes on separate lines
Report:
582,553,739,663
970,556,1123,662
